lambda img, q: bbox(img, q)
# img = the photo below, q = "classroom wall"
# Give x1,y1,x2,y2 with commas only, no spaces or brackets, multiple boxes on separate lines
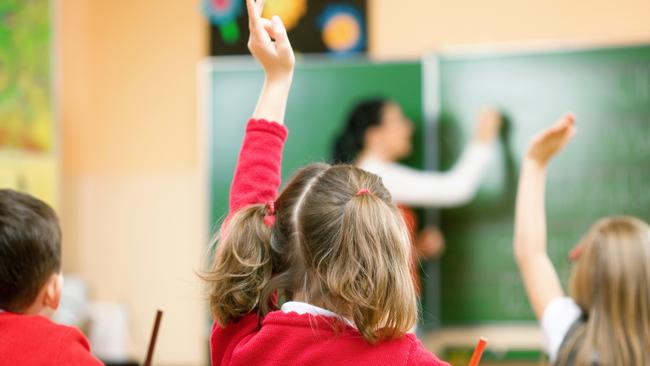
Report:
57,0,207,365
54,1,650,365
369,0,650,58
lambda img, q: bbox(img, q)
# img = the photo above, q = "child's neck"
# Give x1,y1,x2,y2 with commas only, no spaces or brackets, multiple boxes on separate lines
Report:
292,292,352,319
21,298,54,318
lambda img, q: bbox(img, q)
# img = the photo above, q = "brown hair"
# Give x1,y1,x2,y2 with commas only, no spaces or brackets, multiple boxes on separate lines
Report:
0,189,62,312
293,165,418,342
205,163,329,326
557,216,650,365
205,163,418,343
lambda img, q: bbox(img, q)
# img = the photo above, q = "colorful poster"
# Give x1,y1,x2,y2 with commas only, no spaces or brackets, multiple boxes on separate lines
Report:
0,0,57,208
205,0,367,56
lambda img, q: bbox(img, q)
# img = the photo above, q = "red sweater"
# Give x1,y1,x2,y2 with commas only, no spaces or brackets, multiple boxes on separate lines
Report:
211,312,449,366
0,311,103,365
211,119,449,366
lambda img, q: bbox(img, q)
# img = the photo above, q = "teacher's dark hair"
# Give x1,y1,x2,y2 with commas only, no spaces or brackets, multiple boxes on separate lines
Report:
331,98,389,164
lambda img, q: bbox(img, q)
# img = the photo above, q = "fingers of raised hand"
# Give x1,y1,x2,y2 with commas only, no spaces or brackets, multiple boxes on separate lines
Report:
270,16,294,60
246,0,265,20
246,0,267,37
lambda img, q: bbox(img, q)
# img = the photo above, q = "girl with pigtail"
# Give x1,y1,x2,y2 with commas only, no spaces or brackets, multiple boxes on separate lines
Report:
204,1,449,365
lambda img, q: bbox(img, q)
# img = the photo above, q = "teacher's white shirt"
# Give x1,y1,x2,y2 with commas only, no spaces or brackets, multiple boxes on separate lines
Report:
358,142,494,207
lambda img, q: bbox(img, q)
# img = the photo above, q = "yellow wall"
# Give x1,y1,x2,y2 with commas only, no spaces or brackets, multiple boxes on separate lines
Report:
369,0,650,58
57,0,207,364
55,1,650,365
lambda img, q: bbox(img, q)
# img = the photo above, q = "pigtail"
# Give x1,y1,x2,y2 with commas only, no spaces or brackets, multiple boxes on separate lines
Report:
298,165,418,342
205,204,274,326
340,191,418,341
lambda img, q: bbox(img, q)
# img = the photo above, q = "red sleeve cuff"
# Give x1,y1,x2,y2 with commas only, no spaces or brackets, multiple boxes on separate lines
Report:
246,118,289,142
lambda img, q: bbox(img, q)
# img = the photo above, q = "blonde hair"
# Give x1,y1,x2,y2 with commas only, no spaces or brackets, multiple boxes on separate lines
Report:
205,164,328,326
291,165,418,342
557,216,650,366
205,163,418,343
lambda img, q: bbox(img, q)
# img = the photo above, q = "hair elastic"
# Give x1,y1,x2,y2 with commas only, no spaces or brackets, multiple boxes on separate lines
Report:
356,188,372,196
263,201,276,227
568,244,583,261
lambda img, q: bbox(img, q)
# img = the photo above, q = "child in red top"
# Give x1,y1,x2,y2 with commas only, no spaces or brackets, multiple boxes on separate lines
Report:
0,190,103,365
204,1,449,365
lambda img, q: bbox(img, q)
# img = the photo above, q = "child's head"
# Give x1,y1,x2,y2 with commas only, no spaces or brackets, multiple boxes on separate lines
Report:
0,189,63,316
284,164,417,341
208,163,417,342
560,215,650,365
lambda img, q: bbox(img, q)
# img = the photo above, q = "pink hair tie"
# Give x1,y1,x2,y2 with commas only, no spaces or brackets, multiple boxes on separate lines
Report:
356,188,372,196
263,201,276,227
568,244,583,262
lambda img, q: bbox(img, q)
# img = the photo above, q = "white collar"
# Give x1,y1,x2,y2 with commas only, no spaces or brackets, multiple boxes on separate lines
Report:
281,301,339,317
281,301,355,328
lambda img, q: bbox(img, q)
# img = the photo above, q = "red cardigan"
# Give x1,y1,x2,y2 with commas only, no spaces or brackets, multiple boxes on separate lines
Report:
0,311,103,365
210,119,449,366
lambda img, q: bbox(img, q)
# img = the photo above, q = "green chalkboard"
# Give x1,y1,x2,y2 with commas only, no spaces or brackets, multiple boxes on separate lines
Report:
206,57,452,329
207,57,424,226
436,45,650,324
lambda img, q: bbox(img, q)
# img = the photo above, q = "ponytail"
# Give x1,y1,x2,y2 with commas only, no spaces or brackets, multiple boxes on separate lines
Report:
331,98,388,164
338,189,418,341
205,163,333,326
205,204,274,326
297,165,418,342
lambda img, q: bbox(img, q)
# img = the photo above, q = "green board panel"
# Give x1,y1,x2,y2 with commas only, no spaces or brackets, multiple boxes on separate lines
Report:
437,45,650,324
209,58,424,228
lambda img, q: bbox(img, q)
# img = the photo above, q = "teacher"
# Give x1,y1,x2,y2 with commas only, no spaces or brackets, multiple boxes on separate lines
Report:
332,98,501,259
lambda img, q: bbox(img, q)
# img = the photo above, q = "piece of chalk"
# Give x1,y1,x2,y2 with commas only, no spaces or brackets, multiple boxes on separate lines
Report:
468,337,488,366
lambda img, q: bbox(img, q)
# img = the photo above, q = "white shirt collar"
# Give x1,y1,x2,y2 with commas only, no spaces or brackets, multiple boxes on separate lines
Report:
281,301,355,328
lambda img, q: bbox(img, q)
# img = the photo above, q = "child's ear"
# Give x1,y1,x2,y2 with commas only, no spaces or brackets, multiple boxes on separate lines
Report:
42,272,63,313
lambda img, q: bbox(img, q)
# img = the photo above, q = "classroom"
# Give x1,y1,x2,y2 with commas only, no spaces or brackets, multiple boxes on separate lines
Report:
0,0,649,365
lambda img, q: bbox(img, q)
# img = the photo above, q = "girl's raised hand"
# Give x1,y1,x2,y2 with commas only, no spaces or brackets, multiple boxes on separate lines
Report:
526,113,576,166
246,0,295,82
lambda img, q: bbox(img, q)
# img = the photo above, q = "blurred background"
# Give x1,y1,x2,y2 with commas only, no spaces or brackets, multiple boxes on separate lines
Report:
1,0,649,365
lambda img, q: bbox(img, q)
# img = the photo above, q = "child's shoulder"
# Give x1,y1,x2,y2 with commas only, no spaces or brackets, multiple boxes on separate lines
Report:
1,312,89,345
2,311,70,333
211,312,261,336
0,312,99,364
402,333,451,366
211,313,263,365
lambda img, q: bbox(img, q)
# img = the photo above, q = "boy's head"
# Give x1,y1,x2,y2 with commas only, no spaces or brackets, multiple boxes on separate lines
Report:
0,189,63,315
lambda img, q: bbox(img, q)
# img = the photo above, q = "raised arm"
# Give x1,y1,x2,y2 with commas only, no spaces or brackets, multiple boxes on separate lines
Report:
514,114,576,319
375,142,491,207
247,0,294,124
227,0,295,215
366,108,501,207
208,0,295,336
